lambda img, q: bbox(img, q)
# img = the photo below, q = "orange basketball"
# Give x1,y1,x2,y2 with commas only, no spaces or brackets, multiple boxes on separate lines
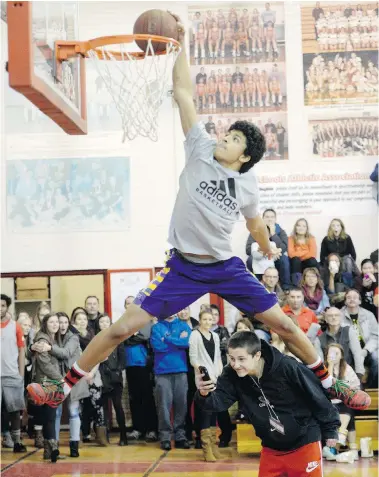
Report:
133,9,179,52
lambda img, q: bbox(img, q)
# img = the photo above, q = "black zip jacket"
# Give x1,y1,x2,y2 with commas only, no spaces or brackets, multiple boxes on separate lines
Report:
69,325,94,351
195,340,339,451
320,235,356,265
213,325,230,366
100,344,125,393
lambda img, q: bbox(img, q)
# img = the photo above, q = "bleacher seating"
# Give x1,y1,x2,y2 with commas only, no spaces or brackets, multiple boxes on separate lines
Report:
236,388,378,454
355,389,379,451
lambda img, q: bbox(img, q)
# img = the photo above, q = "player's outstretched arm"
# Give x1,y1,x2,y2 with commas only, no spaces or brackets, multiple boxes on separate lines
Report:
195,369,238,413
171,13,197,136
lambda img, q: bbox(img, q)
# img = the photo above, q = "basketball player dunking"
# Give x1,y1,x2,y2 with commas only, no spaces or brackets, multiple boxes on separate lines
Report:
27,13,370,412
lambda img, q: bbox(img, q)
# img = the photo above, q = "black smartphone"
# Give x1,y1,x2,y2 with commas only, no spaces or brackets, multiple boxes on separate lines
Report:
199,366,211,381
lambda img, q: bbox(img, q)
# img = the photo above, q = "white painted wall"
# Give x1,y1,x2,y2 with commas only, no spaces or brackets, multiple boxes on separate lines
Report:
1,1,377,274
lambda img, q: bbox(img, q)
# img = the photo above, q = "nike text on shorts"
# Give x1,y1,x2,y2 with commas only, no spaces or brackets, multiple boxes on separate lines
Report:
259,441,323,477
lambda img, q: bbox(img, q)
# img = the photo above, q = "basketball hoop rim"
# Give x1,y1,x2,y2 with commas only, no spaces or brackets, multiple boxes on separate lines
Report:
55,34,181,61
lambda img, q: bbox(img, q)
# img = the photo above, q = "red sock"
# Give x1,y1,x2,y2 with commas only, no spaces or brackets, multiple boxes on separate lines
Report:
307,358,333,389
64,364,86,389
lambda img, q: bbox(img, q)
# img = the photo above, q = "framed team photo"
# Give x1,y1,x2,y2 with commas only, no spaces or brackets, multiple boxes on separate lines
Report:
301,2,378,105
198,111,289,160
308,109,378,158
303,50,378,105
188,3,286,66
188,3,289,161
301,2,378,54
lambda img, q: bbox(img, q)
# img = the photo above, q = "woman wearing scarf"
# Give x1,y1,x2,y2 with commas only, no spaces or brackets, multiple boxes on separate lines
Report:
300,267,330,319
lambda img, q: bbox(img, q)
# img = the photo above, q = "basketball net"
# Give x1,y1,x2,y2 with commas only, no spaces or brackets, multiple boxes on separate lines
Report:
88,39,180,142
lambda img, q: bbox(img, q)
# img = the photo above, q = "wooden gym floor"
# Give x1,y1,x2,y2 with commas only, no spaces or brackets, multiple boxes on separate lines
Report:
1,432,378,477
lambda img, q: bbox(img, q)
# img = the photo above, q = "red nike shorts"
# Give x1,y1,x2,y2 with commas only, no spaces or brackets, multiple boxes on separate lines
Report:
259,441,323,477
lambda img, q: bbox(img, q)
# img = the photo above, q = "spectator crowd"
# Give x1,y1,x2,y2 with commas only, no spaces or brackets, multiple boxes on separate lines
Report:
1,211,378,464
244,210,378,460
1,295,235,462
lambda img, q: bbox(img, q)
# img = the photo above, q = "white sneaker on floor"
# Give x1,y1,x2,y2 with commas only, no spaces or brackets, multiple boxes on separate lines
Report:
145,431,158,442
322,446,337,461
2,434,14,448
336,450,355,463
127,430,142,440
349,449,359,461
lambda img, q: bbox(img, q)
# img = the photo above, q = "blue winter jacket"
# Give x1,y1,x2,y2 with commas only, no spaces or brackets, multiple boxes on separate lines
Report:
150,318,191,375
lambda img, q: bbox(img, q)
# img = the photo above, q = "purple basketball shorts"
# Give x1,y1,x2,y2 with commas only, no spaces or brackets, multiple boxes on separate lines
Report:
134,249,278,319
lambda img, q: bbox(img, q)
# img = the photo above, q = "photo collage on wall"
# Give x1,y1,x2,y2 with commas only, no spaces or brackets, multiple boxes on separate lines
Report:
309,110,378,158
6,157,130,232
188,2,289,160
301,1,378,159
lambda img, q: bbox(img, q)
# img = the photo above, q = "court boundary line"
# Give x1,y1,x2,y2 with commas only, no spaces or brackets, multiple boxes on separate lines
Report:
141,450,168,477
1,448,40,473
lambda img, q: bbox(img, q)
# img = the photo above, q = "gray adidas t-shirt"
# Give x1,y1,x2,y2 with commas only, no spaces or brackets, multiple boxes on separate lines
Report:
168,122,260,260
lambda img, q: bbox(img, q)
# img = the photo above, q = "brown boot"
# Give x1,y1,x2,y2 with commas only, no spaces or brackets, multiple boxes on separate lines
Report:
96,426,109,447
48,439,60,463
200,429,216,462
210,427,222,459
43,440,51,460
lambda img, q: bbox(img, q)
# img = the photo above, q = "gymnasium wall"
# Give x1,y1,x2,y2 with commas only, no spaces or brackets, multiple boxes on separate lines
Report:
1,1,377,274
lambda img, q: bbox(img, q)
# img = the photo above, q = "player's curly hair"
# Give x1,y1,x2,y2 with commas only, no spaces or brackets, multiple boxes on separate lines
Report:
228,120,266,173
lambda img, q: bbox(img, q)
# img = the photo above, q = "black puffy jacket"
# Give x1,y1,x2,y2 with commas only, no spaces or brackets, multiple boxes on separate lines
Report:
196,340,339,451
213,325,230,366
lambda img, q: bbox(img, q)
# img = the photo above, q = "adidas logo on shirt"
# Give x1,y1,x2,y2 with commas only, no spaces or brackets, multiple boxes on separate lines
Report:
196,179,238,215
